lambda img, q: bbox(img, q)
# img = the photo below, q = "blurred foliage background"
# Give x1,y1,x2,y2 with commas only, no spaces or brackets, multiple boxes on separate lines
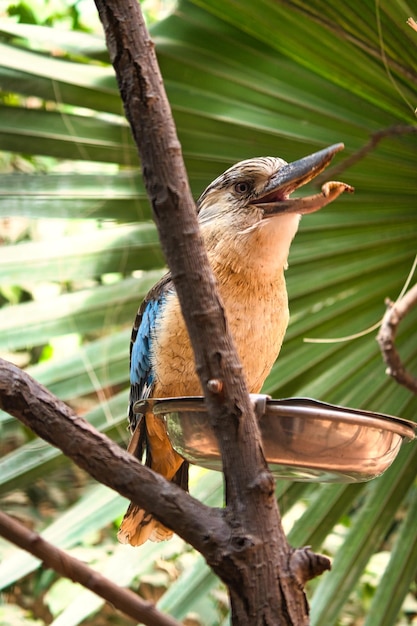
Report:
0,0,416,624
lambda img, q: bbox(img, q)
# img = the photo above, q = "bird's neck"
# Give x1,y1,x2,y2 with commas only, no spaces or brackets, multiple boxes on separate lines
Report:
203,212,300,284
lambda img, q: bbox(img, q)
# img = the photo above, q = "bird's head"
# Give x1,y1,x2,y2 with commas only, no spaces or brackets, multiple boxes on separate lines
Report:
197,144,352,277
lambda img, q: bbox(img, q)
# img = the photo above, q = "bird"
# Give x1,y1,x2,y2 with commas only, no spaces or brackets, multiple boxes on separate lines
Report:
117,143,352,546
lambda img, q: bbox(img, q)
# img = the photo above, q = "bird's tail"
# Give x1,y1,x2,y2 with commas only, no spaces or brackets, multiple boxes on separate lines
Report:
117,461,189,546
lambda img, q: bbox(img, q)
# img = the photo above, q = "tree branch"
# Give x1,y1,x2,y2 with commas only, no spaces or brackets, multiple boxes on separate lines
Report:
377,284,417,394
0,511,181,626
316,125,417,184
0,358,229,563
92,1,321,622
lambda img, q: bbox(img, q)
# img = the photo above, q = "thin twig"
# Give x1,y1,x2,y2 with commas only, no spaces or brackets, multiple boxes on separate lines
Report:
377,284,417,394
0,511,180,626
315,125,417,184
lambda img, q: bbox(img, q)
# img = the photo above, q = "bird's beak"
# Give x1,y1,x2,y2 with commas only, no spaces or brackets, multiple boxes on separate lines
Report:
253,143,353,216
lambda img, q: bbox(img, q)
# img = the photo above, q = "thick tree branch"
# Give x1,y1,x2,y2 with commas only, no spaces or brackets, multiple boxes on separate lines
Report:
0,358,229,563
92,1,318,622
0,511,181,626
377,285,417,394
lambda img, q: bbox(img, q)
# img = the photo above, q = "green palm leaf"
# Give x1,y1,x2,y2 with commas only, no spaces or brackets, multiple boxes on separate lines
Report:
0,0,416,624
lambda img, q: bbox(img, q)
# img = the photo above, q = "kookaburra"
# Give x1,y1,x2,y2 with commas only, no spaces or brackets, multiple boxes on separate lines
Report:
118,143,352,546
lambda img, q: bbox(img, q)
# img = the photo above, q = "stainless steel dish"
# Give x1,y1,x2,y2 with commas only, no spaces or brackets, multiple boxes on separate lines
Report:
134,395,416,483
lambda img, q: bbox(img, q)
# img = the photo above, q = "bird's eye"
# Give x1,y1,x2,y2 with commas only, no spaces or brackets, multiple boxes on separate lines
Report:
234,181,250,194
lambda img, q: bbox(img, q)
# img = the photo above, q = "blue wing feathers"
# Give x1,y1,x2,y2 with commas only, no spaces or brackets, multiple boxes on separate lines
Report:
130,298,160,392
128,273,173,428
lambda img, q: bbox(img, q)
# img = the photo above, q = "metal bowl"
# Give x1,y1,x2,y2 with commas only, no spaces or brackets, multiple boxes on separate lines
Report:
134,395,416,483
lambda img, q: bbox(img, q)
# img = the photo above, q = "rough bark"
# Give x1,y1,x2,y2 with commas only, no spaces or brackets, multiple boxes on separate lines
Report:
0,359,229,558
377,284,417,394
96,3,330,621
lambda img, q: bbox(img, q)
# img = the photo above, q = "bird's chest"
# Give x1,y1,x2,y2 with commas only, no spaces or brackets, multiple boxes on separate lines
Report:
151,274,288,397
226,280,289,391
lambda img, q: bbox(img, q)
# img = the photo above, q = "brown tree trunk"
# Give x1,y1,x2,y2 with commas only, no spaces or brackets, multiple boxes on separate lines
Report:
91,1,329,623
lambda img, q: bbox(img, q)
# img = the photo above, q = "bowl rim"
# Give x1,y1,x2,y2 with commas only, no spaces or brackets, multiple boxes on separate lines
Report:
133,395,416,442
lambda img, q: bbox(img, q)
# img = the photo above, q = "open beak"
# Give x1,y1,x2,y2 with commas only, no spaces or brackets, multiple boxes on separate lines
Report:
252,143,354,216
